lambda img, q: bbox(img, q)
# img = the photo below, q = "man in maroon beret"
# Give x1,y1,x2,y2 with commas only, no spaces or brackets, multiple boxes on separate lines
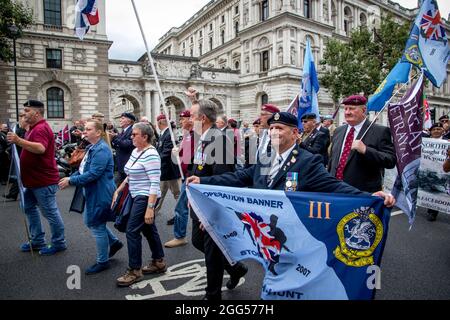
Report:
328,94,397,193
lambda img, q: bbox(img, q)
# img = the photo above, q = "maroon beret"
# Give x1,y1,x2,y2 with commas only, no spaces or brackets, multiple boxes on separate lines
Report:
157,114,166,121
227,118,237,124
253,118,261,125
261,104,280,113
342,95,367,106
179,110,190,118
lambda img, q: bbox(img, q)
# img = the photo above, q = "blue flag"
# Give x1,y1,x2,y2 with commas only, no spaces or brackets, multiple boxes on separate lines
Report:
401,0,449,87
296,40,320,129
187,184,391,300
367,61,411,112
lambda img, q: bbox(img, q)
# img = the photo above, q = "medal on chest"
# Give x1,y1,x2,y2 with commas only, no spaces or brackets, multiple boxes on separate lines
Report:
285,172,298,191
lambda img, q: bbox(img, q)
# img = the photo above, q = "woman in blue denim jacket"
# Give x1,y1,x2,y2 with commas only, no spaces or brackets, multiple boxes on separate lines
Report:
59,120,123,274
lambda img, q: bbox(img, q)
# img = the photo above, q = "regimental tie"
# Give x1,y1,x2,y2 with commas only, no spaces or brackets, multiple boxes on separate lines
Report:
335,127,355,180
268,155,283,186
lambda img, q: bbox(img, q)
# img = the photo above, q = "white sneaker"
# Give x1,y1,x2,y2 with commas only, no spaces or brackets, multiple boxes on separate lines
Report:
164,238,188,248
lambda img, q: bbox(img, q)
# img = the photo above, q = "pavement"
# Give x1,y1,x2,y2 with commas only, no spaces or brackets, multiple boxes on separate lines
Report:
0,184,449,300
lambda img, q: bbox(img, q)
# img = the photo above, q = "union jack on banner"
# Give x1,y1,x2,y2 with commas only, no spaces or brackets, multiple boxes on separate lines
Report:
420,9,447,42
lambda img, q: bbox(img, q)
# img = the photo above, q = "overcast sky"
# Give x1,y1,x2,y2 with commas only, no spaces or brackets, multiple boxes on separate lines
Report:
106,0,450,61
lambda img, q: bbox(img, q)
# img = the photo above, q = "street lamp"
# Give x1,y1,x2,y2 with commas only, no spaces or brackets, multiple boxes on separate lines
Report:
8,24,20,122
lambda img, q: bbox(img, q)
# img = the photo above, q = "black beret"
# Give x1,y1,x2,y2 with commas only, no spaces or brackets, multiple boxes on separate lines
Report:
430,123,443,130
268,112,298,128
439,115,449,121
300,112,317,121
23,99,44,108
121,112,136,122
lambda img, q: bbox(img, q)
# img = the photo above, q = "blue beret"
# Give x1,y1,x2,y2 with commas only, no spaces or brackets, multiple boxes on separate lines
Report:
23,99,44,108
268,112,298,128
342,95,367,106
121,112,136,122
300,112,317,120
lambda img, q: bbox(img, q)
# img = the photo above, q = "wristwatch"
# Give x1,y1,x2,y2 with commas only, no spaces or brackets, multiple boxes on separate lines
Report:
147,203,155,209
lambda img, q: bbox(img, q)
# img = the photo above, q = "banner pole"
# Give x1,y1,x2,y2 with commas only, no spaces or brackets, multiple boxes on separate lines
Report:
130,0,184,180
359,71,420,141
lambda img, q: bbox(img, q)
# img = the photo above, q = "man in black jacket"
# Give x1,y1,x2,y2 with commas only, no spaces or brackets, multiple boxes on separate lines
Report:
298,113,328,165
110,113,135,184
154,114,181,216
189,99,248,301
328,95,397,193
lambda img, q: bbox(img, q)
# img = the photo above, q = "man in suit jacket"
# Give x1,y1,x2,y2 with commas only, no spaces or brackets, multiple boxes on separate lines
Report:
110,112,135,185
299,113,329,165
328,95,397,193
188,99,248,301
154,114,181,216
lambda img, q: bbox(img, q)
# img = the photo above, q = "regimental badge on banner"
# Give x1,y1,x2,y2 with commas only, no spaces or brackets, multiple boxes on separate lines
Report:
334,206,384,267
285,172,298,191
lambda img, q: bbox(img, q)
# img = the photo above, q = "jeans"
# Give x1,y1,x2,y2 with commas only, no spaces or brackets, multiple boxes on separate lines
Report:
88,223,119,263
23,184,66,248
173,182,189,239
126,195,164,269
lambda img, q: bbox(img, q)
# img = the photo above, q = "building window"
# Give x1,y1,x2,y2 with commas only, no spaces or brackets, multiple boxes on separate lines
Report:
261,50,269,72
261,1,269,21
190,37,193,44
221,30,225,45
183,42,186,48
210,23,213,31
46,87,64,118
46,49,62,69
190,48,193,57
261,93,269,105
304,0,311,19
44,0,61,26
235,6,239,15
221,15,225,23
209,37,213,51
235,61,240,70
199,30,203,37
199,43,202,55
235,21,239,37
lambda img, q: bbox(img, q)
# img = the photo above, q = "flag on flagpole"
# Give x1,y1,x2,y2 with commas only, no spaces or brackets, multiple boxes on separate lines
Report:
187,184,391,300
367,61,411,112
75,0,99,40
293,40,320,129
401,0,449,87
387,73,424,225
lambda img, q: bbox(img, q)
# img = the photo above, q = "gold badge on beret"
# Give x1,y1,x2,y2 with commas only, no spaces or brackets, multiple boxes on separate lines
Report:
292,149,298,156
274,113,280,120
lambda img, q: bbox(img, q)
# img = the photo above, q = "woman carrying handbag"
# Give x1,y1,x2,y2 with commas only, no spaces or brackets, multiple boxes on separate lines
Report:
59,120,123,275
114,122,166,287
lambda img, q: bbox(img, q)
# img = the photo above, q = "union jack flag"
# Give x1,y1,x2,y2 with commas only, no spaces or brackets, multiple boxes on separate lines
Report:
420,9,447,43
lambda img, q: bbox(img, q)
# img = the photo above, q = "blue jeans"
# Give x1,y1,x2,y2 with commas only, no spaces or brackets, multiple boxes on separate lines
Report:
174,182,189,239
23,184,66,249
88,223,119,263
126,195,164,269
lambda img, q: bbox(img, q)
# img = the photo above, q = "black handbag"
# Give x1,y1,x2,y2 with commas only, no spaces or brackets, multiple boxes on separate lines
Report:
69,185,85,214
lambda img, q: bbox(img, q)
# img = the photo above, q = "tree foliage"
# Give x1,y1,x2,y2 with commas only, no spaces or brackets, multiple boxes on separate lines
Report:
0,0,34,62
320,15,411,103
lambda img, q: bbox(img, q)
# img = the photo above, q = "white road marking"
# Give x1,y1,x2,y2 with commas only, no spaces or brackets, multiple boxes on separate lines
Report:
391,210,403,216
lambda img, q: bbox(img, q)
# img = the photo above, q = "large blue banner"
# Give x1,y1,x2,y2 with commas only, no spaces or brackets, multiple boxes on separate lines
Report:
187,184,391,300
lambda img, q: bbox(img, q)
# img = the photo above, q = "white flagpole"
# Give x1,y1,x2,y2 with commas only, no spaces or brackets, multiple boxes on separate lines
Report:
130,0,184,180
359,71,421,140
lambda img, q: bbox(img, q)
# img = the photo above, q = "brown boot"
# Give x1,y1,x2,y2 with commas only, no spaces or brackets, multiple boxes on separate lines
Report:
142,259,167,275
116,269,144,287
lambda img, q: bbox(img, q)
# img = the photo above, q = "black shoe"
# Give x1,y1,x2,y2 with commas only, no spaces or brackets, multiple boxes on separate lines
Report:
226,263,248,290
109,240,124,258
167,217,175,225
202,293,221,301
426,212,438,222
3,194,17,201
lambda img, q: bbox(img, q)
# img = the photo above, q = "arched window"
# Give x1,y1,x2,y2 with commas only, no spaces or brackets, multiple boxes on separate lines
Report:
44,0,61,26
261,51,269,72
360,13,367,27
47,87,64,118
344,7,353,35
261,93,269,105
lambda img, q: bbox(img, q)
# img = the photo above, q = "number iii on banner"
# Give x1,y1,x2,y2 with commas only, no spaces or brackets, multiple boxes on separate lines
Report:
309,201,331,219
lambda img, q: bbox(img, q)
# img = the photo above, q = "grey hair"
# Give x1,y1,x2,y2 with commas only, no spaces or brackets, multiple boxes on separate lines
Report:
198,99,218,123
217,114,227,123
133,122,154,143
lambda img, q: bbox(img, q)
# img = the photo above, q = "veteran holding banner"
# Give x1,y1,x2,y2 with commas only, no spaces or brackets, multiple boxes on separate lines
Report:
187,112,395,300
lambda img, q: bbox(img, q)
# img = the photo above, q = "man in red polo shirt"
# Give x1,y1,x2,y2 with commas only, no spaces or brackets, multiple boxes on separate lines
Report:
7,99,66,255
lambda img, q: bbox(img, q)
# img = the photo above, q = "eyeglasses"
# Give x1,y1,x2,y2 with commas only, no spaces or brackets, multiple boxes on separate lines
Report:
131,133,141,137
440,120,449,123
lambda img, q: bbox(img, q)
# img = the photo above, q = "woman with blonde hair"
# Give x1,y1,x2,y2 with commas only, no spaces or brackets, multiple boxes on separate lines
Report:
59,119,123,274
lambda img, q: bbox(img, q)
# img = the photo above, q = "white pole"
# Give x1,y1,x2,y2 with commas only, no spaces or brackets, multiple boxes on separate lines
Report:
359,71,421,140
130,0,184,180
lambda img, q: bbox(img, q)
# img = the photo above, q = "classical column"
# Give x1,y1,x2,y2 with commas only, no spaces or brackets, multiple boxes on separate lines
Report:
144,89,151,120
283,27,289,64
151,91,160,124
